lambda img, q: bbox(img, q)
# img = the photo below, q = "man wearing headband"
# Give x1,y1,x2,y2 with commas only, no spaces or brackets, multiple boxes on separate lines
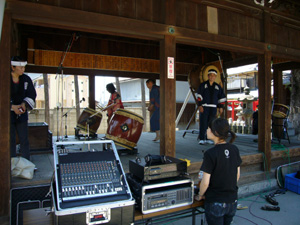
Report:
196,69,226,145
10,56,37,161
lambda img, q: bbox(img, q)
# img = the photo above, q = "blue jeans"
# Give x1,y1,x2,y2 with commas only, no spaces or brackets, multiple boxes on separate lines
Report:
204,201,237,225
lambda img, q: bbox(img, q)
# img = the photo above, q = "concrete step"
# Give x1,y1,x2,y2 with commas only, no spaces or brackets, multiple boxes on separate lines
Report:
239,169,276,186
238,178,278,199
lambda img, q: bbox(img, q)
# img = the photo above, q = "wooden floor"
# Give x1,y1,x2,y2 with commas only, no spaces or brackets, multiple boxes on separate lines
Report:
11,129,300,188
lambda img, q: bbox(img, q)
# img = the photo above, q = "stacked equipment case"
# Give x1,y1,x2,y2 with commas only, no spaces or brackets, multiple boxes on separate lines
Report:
51,140,135,225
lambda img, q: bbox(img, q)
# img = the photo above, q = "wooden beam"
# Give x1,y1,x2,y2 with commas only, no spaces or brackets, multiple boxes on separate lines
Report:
272,61,300,70
26,64,189,81
273,68,284,104
7,0,165,40
160,35,176,157
6,0,268,56
89,75,95,110
7,0,300,59
269,44,300,62
31,49,196,76
224,56,258,68
258,51,272,171
175,28,267,55
188,147,300,174
33,50,160,74
0,11,11,217
26,65,160,78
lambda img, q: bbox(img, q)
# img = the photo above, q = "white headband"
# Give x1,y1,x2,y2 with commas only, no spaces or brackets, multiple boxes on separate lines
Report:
11,61,27,66
208,70,217,75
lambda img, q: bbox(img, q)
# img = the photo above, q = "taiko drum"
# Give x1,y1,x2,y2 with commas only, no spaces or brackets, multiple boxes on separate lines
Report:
272,103,289,118
188,64,223,91
188,65,202,91
76,108,102,134
106,108,144,150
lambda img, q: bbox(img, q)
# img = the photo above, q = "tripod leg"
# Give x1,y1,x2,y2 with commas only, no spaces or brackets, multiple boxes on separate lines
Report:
284,119,290,144
64,115,68,138
183,107,198,138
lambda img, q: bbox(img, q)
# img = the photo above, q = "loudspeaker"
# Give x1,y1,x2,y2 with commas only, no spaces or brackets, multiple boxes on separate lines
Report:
10,184,51,225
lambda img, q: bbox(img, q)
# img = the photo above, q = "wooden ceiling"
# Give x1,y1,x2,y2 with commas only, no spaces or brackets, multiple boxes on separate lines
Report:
17,24,256,80
6,0,300,79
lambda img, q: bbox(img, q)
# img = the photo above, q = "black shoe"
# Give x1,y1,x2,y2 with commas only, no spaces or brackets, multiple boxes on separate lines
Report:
272,189,286,197
261,205,280,211
265,195,278,205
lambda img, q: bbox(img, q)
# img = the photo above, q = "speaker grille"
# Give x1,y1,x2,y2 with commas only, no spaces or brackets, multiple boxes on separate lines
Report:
10,184,51,225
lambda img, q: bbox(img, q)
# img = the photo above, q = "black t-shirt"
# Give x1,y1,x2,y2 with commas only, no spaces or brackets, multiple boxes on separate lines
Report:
200,143,242,203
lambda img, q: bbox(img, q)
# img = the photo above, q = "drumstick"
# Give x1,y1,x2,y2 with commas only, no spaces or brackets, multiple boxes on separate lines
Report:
89,111,102,118
96,104,104,111
102,103,117,112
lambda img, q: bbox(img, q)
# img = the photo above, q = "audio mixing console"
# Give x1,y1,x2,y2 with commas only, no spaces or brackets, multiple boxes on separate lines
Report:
52,140,133,212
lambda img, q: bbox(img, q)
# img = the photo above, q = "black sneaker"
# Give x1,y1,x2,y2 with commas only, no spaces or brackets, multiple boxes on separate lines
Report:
265,194,278,205
261,205,280,211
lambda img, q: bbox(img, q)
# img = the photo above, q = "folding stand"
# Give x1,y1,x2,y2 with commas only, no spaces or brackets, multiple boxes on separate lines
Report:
182,87,199,138
99,136,138,155
271,103,290,144
272,117,290,144
74,126,98,140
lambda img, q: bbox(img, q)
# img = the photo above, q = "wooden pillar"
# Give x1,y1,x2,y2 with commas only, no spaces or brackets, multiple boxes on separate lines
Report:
89,75,95,109
160,35,176,157
141,79,147,132
258,51,272,171
273,68,283,104
0,11,11,217
223,67,228,119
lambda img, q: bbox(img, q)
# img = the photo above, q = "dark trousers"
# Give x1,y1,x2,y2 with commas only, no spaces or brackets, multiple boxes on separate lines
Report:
150,109,160,132
10,120,30,160
205,201,237,225
199,107,217,140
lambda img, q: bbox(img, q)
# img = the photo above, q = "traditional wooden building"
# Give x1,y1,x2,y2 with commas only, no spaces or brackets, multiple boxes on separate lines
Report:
1,0,300,219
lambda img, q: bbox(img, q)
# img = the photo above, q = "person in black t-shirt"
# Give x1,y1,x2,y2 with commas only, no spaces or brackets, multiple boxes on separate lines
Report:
195,118,242,225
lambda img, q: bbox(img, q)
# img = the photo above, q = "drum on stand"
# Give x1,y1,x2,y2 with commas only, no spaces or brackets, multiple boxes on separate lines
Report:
106,108,144,150
200,64,223,88
76,107,102,135
272,103,289,118
272,104,290,143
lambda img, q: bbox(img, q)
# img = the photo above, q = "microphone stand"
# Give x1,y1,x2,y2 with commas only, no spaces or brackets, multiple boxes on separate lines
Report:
56,105,60,142
62,98,85,140
55,33,77,142
62,108,71,139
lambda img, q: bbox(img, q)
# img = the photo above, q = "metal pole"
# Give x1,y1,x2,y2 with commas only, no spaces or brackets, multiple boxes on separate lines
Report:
176,89,192,127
